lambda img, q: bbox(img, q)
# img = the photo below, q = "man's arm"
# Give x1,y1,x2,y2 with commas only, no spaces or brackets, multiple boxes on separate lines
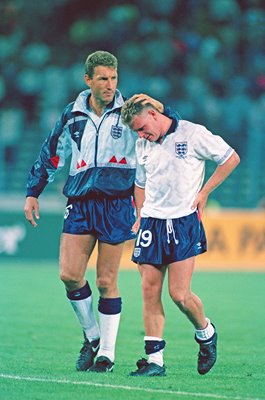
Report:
191,151,240,216
24,104,72,227
26,101,73,200
132,185,146,234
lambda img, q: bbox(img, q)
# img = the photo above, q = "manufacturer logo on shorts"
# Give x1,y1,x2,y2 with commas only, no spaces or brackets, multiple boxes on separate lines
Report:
195,241,202,254
111,125,123,139
64,204,73,219
175,141,188,158
134,248,141,257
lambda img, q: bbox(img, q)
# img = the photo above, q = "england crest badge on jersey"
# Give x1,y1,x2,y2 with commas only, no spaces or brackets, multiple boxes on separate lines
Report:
111,125,123,139
175,141,188,158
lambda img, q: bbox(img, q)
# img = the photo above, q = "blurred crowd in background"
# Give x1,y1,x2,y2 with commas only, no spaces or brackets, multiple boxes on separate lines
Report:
0,0,264,208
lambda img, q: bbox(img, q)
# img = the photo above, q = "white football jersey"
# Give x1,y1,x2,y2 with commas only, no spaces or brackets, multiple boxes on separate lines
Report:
135,120,234,219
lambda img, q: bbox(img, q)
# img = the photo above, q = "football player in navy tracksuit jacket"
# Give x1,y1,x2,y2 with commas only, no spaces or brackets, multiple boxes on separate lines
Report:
24,50,179,373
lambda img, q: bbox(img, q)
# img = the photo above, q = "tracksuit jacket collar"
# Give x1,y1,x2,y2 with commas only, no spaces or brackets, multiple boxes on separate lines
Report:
72,89,124,115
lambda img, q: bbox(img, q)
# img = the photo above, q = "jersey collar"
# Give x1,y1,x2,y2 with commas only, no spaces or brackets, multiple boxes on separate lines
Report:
156,118,177,144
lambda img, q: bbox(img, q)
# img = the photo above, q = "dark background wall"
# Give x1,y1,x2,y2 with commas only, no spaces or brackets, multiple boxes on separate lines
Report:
0,0,264,208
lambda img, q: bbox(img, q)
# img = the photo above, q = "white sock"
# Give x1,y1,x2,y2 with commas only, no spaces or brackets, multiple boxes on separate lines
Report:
144,336,164,367
195,318,215,341
97,311,120,362
148,350,164,367
70,295,100,341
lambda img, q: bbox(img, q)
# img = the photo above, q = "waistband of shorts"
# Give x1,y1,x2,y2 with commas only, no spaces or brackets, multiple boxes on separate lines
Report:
67,191,132,202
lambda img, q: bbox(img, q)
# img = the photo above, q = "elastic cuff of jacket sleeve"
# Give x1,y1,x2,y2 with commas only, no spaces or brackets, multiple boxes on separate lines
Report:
26,191,40,198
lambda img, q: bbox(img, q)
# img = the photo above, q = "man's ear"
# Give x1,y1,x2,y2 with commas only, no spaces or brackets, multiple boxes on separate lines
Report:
148,108,157,119
84,74,91,87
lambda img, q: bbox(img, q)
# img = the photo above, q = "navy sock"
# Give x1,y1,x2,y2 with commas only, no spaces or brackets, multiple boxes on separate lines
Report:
145,339,166,355
67,281,92,300
98,297,122,315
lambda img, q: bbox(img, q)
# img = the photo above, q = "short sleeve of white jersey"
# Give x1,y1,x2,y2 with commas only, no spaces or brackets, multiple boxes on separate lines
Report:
135,139,146,188
192,124,234,165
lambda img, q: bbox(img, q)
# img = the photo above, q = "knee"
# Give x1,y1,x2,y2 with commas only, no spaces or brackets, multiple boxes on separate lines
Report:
169,290,187,310
96,276,117,296
142,280,161,301
59,268,83,287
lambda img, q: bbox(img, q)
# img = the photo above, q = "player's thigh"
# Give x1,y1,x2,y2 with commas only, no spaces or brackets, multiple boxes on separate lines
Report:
167,256,195,298
60,233,97,278
96,241,124,284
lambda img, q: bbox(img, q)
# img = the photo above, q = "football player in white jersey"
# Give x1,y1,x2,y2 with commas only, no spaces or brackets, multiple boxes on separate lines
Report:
121,96,240,377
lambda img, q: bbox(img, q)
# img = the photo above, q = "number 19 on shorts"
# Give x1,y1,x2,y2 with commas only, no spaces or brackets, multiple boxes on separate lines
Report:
136,229,152,247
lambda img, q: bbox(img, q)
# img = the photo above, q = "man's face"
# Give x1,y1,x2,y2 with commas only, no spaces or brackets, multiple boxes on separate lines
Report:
131,109,162,142
85,66,118,106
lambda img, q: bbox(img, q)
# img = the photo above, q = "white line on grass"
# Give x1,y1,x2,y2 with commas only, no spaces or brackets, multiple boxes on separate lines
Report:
0,373,264,400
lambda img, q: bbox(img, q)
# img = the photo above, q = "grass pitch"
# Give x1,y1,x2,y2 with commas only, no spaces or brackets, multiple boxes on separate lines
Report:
0,261,264,400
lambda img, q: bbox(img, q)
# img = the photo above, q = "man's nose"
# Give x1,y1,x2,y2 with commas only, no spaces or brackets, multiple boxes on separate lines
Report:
138,131,145,138
106,78,115,88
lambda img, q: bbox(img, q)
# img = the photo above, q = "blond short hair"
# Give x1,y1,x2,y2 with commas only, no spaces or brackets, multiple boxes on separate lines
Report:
85,51,118,77
121,98,152,127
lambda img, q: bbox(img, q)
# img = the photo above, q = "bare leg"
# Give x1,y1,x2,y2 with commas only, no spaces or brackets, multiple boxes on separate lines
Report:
59,233,97,290
59,233,100,371
168,256,207,329
96,241,124,298
138,264,167,338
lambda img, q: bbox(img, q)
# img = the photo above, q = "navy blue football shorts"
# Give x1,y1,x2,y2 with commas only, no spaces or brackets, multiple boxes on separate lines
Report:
132,211,207,266
62,196,136,244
